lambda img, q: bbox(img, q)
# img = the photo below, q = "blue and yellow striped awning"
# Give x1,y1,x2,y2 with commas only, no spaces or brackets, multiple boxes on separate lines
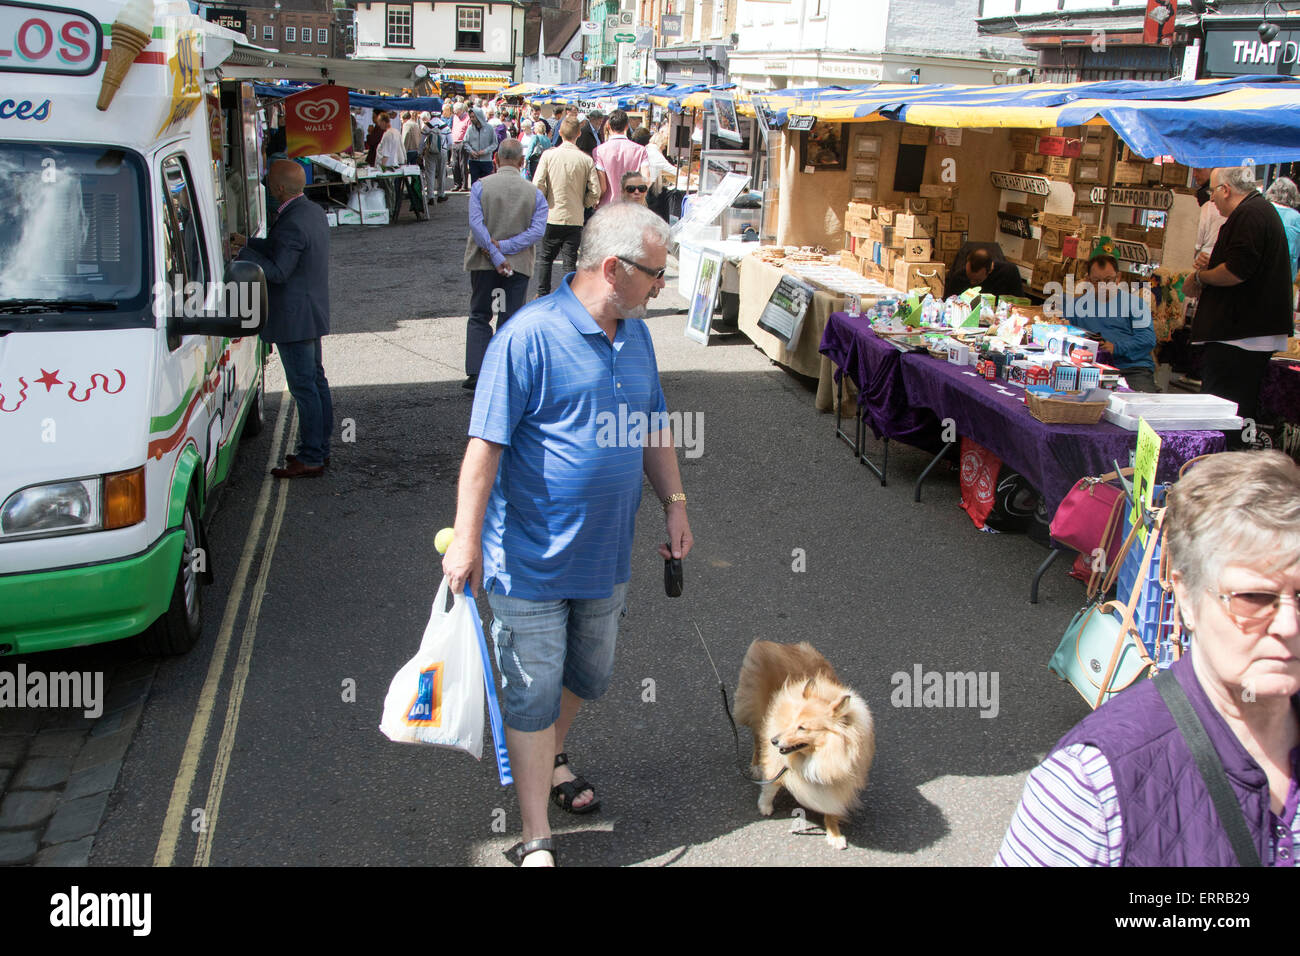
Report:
779,76,1300,165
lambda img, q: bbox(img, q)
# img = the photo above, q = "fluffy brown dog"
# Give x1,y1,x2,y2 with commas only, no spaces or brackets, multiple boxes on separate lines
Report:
733,640,875,849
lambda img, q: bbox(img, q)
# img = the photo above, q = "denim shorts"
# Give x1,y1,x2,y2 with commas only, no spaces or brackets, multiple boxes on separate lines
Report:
486,582,628,732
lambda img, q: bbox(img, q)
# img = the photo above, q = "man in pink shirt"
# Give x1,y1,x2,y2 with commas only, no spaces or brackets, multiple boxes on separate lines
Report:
450,101,472,191
593,109,648,208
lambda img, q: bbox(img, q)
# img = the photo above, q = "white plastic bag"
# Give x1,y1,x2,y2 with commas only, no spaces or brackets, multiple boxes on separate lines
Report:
380,575,484,758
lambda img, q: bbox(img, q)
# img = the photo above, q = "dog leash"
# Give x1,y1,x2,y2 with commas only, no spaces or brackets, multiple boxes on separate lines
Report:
694,623,787,787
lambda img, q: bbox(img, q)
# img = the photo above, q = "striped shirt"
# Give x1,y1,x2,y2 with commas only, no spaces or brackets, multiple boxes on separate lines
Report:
468,274,668,600
995,743,1300,866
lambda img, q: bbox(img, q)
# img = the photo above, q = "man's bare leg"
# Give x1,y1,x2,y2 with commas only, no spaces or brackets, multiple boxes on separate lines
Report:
506,725,556,866
551,688,595,810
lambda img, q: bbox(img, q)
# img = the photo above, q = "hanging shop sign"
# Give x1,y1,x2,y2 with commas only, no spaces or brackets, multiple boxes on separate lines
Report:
990,170,1051,195
1089,185,1174,210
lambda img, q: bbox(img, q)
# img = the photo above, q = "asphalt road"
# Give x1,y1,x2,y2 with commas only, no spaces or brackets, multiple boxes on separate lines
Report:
86,195,1095,867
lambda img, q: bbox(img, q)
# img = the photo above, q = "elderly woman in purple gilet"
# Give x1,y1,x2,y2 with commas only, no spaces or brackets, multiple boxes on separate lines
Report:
998,451,1300,866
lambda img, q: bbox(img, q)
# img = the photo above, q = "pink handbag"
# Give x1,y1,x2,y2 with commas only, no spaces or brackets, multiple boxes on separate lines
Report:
1049,468,1131,598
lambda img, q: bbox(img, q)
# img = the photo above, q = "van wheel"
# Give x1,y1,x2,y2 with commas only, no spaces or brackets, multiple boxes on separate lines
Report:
138,490,203,656
243,364,266,438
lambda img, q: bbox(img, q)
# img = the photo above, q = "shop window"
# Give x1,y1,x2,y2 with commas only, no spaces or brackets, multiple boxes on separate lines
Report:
456,6,483,52
387,4,413,47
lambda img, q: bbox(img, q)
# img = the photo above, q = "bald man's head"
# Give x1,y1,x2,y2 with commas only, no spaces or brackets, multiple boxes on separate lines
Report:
268,160,306,203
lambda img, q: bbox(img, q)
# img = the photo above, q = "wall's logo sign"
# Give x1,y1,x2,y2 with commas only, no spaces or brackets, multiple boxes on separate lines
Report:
0,2,102,76
0,96,50,120
295,98,339,125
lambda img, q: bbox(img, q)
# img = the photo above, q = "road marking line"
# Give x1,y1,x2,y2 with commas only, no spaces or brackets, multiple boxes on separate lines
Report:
193,423,295,867
153,390,292,867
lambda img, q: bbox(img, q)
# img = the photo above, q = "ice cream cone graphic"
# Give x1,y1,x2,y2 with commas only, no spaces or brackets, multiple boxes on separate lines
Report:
97,0,155,111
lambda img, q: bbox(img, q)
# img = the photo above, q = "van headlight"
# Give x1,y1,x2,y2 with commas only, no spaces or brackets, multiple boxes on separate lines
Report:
1,479,102,538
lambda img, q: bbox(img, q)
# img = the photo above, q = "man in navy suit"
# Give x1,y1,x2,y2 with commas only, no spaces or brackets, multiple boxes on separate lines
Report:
231,160,333,479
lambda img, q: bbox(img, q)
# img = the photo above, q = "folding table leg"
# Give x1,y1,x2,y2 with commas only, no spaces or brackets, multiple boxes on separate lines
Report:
859,431,888,486
1030,548,1064,604
913,441,955,502
834,374,860,457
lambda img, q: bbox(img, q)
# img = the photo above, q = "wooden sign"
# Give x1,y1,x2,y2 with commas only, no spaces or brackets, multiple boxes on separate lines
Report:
1088,186,1174,210
997,211,1034,238
1112,240,1152,265
990,171,1051,196
787,114,816,132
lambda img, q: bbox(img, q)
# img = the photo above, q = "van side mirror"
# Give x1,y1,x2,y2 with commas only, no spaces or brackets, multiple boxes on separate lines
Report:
170,260,268,337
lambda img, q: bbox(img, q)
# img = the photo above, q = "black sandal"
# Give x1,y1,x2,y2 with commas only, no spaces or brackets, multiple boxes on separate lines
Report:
504,837,556,867
551,752,601,815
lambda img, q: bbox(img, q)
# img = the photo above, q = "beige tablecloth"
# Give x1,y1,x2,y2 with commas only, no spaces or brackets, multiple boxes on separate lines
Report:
738,257,847,412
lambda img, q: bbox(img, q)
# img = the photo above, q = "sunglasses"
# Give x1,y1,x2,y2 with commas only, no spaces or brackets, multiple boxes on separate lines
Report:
1211,587,1300,630
624,184,648,194
616,256,665,280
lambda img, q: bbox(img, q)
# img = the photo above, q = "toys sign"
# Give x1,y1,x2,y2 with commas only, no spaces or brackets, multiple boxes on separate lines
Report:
0,2,102,76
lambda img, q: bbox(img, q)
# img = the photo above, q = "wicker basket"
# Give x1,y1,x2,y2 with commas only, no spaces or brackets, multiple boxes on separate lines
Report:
1027,391,1108,425
927,346,949,359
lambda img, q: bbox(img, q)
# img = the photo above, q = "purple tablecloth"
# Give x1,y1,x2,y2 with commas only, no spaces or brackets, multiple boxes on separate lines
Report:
898,353,1227,515
1262,359,1300,423
819,313,943,450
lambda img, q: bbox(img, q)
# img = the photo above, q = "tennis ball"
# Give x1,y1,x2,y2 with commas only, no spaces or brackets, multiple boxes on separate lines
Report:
435,527,454,555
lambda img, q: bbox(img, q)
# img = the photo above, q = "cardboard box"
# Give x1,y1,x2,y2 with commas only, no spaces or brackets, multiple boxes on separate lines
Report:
893,260,946,298
1113,222,1146,241
1074,184,1095,205
1042,227,1062,250
1161,163,1189,187
1045,156,1075,179
362,208,390,225
839,250,861,272
867,221,891,243
1051,363,1080,392
1014,151,1045,173
939,197,956,212
935,212,953,232
1031,261,1055,289
893,213,937,239
1080,139,1103,159
1075,161,1103,183
1077,207,1100,226
336,208,362,225
1040,213,1081,232
847,201,875,219
886,228,907,249
906,197,929,214
1019,237,1040,262
950,212,970,231
845,209,872,235
1036,135,1083,158
1114,161,1146,184
900,125,930,145
902,237,934,262
919,183,959,199
1010,132,1038,152
1143,163,1161,184
939,230,965,253
1146,227,1165,248
1005,202,1038,219
876,205,901,225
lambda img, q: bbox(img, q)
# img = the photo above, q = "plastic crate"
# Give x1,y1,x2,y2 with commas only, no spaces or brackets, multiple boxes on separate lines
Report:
1116,502,1176,660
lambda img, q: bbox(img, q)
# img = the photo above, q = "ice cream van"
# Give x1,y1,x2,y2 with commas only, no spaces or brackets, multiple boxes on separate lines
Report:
0,0,273,655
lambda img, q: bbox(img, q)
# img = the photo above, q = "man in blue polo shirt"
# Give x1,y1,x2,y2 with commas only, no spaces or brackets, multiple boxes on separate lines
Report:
443,203,694,867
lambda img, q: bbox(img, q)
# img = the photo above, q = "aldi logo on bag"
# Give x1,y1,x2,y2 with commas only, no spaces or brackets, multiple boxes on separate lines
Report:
405,664,443,726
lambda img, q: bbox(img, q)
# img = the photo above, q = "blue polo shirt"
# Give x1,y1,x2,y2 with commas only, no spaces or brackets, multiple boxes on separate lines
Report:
468,274,668,600
1064,285,1157,372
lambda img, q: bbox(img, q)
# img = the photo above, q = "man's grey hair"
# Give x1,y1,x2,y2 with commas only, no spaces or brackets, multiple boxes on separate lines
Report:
453,101,466,113
576,203,670,272
1215,165,1258,195
497,138,524,164
1265,176,1300,209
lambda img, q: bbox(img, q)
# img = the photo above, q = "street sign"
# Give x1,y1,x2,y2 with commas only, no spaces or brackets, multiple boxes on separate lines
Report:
570,50,583,61
620,12,634,26
990,170,1051,196
1089,186,1174,210
661,13,683,38
614,32,635,42
580,20,600,36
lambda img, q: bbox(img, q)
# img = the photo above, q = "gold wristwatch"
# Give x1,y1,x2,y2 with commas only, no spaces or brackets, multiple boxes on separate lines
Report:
661,493,687,510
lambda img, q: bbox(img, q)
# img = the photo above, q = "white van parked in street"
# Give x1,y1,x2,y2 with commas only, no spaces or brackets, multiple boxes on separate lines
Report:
0,0,272,655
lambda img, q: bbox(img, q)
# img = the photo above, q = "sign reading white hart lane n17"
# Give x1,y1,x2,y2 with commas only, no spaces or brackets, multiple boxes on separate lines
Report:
990,170,1051,196
1089,186,1174,210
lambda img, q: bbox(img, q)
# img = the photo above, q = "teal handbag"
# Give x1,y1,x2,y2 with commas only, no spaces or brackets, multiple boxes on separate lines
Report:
1049,510,1159,709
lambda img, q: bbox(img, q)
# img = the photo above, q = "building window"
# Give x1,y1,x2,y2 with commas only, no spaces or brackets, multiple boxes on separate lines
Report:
263,26,273,41
456,6,483,52
285,26,296,42
318,28,329,44
387,4,413,47
712,1,726,37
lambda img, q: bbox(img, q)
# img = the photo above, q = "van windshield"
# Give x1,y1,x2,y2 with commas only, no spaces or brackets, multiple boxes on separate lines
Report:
0,144,151,332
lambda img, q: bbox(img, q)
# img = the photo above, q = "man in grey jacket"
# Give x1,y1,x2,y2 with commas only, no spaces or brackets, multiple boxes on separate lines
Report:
464,107,499,186
463,139,547,389
232,160,333,478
